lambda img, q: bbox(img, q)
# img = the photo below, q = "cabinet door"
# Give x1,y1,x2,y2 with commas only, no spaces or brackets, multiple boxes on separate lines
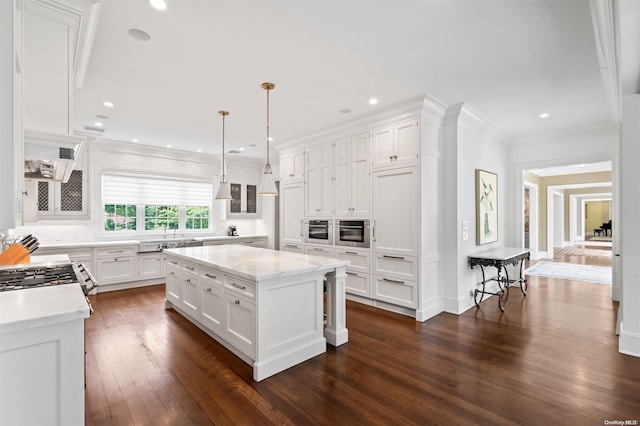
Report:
228,165,244,215
138,252,164,279
372,167,419,256
36,180,54,216
181,273,199,318
351,132,371,216
228,165,261,218
280,182,305,244
225,294,255,358
279,149,305,183
305,146,320,215
280,243,305,254
95,256,136,285
279,154,293,181
200,279,224,334
394,119,419,166
371,125,395,169
305,144,333,216
166,263,181,305
345,271,371,298
244,166,260,215
334,137,352,217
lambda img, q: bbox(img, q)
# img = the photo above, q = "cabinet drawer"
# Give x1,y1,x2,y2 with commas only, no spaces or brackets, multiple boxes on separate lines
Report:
305,245,334,258
336,249,370,273
224,275,255,300
95,255,136,285
345,271,371,298
280,243,304,254
200,268,223,288
180,261,199,275
240,238,267,248
373,275,417,309
373,253,418,281
95,245,137,257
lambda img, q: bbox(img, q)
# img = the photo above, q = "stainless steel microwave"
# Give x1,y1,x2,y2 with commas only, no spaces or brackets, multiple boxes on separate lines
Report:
304,219,333,245
335,219,370,248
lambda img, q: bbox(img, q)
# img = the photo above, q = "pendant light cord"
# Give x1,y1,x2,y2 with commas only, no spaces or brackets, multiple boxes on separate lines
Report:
266,87,270,166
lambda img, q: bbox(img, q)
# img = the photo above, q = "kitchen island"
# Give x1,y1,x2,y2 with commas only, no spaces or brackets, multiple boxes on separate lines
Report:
163,245,349,381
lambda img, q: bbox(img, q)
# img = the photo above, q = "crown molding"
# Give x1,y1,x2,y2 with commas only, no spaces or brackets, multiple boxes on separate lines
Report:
512,121,620,145
90,137,218,165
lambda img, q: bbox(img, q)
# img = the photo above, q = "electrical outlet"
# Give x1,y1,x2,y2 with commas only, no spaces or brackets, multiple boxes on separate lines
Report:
462,232,469,241
470,290,475,297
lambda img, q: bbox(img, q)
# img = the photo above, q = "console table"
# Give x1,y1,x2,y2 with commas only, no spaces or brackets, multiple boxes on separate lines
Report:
468,247,530,311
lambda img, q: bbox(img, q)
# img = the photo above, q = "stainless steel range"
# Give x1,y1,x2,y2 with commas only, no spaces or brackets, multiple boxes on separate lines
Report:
0,262,98,312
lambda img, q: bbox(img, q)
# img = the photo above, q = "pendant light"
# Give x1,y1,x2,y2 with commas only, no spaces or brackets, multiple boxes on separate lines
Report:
258,82,278,196
215,110,232,200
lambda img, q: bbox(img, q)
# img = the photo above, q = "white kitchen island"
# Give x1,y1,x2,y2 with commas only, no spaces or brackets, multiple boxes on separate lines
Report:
163,244,349,381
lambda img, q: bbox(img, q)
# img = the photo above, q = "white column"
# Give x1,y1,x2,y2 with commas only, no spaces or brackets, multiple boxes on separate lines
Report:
324,266,348,346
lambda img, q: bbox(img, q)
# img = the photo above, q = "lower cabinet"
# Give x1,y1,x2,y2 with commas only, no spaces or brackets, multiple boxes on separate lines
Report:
372,275,418,309
345,271,371,298
200,269,224,334
280,243,304,254
224,292,256,358
165,261,181,305
137,252,164,279
95,255,136,285
181,262,200,318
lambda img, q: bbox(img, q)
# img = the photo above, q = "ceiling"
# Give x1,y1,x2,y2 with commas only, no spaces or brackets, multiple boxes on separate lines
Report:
528,161,612,178
72,0,617,159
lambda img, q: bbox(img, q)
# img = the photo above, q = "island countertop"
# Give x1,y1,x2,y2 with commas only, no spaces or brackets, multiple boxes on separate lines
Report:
164,244,349,281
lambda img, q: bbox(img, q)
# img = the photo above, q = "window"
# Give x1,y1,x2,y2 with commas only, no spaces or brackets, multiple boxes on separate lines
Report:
101,174,214,233
186,206,209,230
104,204,137,231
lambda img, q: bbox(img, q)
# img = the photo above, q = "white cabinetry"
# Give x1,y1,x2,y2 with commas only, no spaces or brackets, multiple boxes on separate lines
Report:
137,252,164,279
200,267,224,334
33,167,88,219
372,167,419,256
228,164,261,218
165,259,181,305
334,132,371,217
180,261,200,318
223,276,256,358
372,119,419,169
279,147,305,183
280,181,305,245
372,166,419,308
336,248,372,298
94,245,137,285
280,243,305,254
305,244,334,258
305,143,334,217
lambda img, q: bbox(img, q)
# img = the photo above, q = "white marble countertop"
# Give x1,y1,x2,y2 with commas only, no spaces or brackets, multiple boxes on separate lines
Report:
468,247,530,261
164,245,348,281
37,235,267,249
0,255,90,334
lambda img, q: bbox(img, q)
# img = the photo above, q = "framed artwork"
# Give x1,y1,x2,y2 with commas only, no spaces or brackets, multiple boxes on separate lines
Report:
476,169,498,245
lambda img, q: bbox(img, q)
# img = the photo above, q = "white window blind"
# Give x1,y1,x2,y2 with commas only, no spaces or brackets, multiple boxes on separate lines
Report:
102,174,212,206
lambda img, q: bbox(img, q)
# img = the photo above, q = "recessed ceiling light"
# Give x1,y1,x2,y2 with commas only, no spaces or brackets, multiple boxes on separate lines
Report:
96,114,109,120
166,145,172,148
539,112,550,119
132,139,139,143
103,101,114,108
369,98,378,105
94,122,104,127
128,28,151,42
196,149,202,153
148,0,167,10
340,108,351,114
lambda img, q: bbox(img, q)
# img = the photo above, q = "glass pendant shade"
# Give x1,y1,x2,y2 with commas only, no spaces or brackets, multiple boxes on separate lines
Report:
258,82,279,196
215,110,232,200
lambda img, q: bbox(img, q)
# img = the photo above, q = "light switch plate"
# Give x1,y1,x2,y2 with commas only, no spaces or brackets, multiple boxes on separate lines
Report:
462,221,469,230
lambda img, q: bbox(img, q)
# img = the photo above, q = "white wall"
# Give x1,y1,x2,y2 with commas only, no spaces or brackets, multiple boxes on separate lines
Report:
620,94,640,357
442,103,510,314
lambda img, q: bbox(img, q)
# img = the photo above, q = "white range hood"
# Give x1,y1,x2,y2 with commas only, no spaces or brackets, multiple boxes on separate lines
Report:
24,130,86,183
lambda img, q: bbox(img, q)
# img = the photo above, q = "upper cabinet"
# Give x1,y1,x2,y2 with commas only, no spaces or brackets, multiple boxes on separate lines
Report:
305,143,333,217
23,0,83,135
279,147,305,183
227,163,261,219
372,119,419,170
334,132,370,217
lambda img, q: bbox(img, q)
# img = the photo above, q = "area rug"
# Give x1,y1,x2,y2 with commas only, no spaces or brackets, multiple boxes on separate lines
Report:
588,236,613,242
525,262,612,284
557,247,612,257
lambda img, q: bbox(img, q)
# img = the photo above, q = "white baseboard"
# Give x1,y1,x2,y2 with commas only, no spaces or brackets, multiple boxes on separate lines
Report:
97,278,164,293
619,322,640,358
537,251,551,259
415,299,444,322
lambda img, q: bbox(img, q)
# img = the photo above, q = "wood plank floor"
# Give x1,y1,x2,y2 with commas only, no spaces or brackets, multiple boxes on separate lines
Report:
85,248,639,425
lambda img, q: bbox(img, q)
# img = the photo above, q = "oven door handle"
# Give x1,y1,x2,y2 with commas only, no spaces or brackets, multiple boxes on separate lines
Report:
372,220,376,242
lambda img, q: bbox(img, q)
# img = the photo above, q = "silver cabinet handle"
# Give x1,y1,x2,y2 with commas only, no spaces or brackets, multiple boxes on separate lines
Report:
382,278,405,285
108,250,125,254
169,261,178,265
234,299,241,305
286,244,298,248
393,155,398,160
300,219,304,237
372,220,376,242
231,282,246,291
389,155,393,161
311,247,324,251
169,271,175,276
345,251,358,255
186,278,191,283
346,272,357,276
204,273,217,279
114,258,118,261
206,287,212,292
383,255,405,260
185,266,195,271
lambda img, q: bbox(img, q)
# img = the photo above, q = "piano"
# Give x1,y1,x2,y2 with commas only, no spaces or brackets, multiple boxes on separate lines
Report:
600,220,612,237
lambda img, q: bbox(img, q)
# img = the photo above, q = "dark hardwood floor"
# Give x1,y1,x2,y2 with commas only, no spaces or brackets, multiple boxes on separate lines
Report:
85,249,639,425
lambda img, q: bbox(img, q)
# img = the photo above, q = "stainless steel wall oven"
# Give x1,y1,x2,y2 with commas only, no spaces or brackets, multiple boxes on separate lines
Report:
304,219,333,245
335,219,370,248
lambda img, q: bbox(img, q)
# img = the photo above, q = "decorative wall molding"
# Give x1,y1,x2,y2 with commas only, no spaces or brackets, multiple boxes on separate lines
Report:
512,121,620,146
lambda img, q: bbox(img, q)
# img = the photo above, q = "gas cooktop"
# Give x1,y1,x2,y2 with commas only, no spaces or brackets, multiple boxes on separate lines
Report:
0,264,80,292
